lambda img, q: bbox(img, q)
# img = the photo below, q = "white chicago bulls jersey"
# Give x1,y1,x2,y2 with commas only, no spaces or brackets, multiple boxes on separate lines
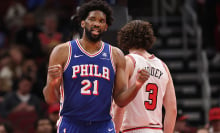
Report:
121,53,168,133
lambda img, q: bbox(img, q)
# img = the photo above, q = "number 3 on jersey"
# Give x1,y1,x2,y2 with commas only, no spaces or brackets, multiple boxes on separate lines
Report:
144,83,158,110
81,79,99,95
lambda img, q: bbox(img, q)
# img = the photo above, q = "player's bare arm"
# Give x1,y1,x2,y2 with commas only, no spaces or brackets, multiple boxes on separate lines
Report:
112,101,125,133
112,55,135,133
163,64,177,133
43,42,69,104
112,47,149,107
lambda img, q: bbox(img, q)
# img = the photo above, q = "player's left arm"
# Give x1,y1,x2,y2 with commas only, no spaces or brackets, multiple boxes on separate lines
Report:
112,55,135,133
112,47,149,107
163,64,177,133
111,101,125,133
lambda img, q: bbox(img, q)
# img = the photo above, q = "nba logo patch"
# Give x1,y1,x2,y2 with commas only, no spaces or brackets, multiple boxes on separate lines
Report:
102,52,107,57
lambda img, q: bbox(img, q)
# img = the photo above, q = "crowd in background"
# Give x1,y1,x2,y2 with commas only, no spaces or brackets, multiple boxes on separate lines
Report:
0,0,83,132
0,0,220,133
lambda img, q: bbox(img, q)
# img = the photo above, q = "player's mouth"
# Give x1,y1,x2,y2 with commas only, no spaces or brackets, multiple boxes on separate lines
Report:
91,28,101,35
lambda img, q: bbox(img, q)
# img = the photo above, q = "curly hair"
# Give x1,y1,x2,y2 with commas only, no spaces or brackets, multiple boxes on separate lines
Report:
76,0,113,26
118,20,156,51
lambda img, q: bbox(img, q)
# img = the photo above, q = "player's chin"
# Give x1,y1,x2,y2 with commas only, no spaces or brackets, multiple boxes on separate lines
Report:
91,35,102,42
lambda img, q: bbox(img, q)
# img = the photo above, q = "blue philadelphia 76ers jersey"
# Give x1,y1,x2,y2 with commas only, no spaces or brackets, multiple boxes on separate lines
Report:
59,39,115,122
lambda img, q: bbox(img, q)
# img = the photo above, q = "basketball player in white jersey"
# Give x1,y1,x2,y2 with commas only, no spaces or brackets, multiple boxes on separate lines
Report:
112,20,177,133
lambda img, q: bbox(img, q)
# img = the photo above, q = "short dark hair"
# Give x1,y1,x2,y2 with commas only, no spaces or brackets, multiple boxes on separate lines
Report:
76,0,113,26
117,20,156,51
19,75,33,83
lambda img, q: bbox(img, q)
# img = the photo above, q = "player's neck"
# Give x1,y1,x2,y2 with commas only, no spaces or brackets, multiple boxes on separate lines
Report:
129,49,152,58
79,38,102,54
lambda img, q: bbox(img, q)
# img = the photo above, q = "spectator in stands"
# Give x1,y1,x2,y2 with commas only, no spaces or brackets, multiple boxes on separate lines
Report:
38,13,63,58
1,76,42,118
8,45,25,90
0,51,14,99
196,128,209,133
174,109,197,133
0,122,13,133
21,58,45,99
4,0,27,37
21,58,38,83
0,46,25,99
47,103,59,133
8,46,24,78
15,12,43,59
209,107,220,133
34,117,53,133
69,13,82,40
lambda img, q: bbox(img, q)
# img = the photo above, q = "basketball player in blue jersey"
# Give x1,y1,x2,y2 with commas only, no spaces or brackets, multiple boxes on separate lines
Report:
43,0,149,133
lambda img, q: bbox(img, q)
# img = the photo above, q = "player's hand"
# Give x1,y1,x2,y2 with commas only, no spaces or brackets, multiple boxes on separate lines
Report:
48,64,62,86
136,69,149,87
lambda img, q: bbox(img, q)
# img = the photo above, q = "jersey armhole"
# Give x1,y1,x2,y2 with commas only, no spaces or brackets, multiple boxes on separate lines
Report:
160,60,171,90
110,45,116,72
126,54,136,68
63,41,72,72
161,60,168,73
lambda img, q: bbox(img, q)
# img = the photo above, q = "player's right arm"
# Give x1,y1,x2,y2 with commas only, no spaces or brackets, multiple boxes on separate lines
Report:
43,42,69,104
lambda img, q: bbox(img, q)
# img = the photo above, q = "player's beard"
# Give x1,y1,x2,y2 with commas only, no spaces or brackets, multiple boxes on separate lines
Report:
85,27,103,42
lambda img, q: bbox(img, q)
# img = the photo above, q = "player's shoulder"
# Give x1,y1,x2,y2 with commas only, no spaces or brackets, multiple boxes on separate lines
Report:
155,55,167,65
154,55,171,72
149,54,166,64
111,45,125,57
50,41,70,59
110,46,126,67
49,41,71,67
52,41,70,52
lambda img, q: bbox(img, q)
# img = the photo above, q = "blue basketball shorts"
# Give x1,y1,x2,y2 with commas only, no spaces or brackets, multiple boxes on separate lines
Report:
57,117,115,133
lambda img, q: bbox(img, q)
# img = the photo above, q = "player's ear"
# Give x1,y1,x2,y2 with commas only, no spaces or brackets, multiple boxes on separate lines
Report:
81,20,85,28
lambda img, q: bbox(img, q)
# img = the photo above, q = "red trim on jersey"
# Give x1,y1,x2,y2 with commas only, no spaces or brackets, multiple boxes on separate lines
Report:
109,45,116,72
60,83,64,104
76,39,104,57
63,41,72,71
57,83,64,133
122,126,163,132
59,81,64,112
56,116,63,133
149,54,155,59
161,60,168,73
59,82,64,115
132,52,155,60
126,55,136,68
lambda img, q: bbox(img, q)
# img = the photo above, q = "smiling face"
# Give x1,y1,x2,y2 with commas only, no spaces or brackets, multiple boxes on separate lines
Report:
81,10,108,42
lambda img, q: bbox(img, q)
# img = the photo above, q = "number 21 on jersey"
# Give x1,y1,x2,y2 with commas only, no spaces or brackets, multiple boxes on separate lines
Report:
81,79,99,95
